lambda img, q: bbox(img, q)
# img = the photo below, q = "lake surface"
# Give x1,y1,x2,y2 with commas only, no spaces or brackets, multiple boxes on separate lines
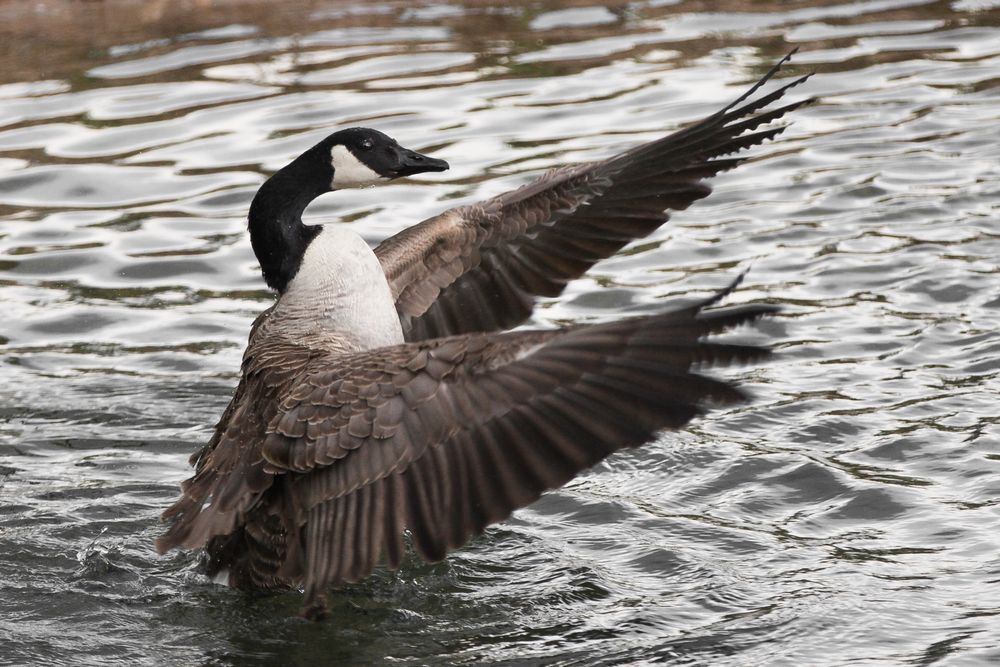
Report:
1,0,998,664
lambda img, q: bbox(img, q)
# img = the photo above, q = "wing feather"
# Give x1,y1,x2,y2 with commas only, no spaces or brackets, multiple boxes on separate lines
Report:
280,283,778,618
376,52,810,340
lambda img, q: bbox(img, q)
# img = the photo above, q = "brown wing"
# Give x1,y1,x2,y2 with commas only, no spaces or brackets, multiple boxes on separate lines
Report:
155,306,318,565
376,51,810,340
259,279,777,619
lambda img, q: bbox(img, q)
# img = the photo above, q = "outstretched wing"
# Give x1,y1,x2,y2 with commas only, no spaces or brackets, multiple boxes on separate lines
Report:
258,279,777,618
375,51,810,340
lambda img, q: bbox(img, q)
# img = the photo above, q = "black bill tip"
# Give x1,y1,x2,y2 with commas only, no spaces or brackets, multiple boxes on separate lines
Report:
394,148,450,178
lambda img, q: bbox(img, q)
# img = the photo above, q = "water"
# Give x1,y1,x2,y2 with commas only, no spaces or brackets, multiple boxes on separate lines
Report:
1,0,998,664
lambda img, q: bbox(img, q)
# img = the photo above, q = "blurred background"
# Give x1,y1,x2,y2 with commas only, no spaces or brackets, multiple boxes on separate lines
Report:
1,1,998,665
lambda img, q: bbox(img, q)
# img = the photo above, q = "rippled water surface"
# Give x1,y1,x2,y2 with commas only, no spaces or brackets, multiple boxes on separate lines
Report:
2,0,999,664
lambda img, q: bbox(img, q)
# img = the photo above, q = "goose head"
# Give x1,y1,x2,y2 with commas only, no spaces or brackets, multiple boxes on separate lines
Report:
323,127,450,188
247,128,449,293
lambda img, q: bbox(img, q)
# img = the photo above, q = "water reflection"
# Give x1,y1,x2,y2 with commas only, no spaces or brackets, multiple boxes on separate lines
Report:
1,0,999,665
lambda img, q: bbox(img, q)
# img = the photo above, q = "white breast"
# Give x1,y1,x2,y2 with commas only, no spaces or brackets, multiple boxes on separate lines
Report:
276,225,404,350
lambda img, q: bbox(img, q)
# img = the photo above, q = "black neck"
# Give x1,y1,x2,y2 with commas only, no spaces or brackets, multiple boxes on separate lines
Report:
248,150,330,292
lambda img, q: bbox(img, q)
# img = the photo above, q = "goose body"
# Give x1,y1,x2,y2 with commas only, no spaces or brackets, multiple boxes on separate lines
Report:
157,53,810,619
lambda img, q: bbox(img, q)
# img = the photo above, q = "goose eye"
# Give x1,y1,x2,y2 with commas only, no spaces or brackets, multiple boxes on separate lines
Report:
360,139,374,150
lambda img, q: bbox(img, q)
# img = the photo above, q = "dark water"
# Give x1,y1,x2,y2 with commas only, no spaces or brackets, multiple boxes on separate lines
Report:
2,0,999,664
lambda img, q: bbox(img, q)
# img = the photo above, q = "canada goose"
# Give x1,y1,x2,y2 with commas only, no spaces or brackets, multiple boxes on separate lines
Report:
157,52,810,620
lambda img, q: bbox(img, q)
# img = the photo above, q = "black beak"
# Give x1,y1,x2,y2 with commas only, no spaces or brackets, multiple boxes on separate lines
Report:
394,146,449,178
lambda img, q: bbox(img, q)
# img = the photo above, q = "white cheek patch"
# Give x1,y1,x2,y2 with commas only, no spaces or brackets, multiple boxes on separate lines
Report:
330,144,386,188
